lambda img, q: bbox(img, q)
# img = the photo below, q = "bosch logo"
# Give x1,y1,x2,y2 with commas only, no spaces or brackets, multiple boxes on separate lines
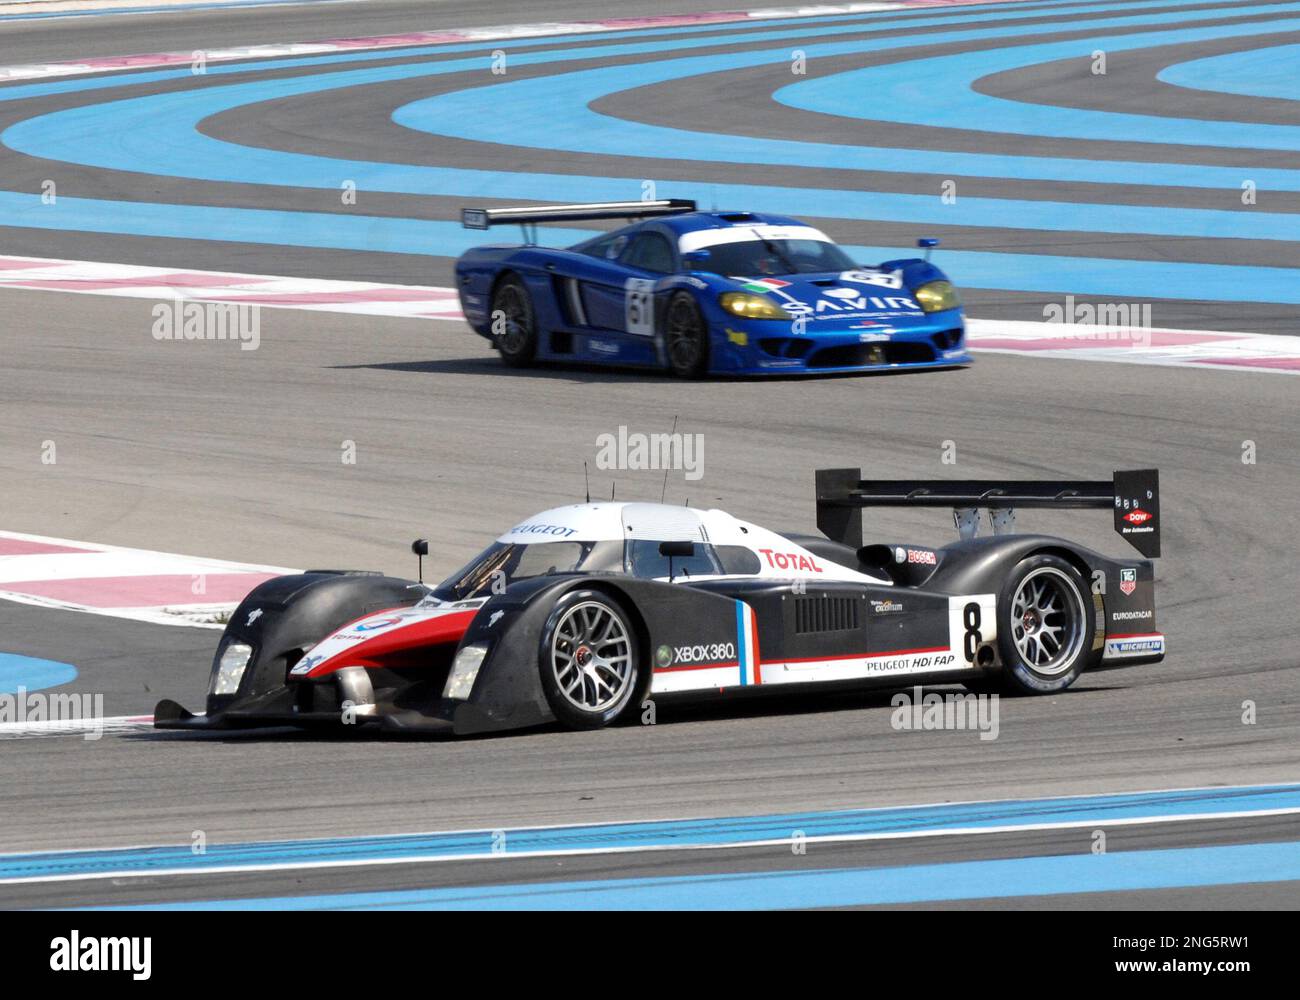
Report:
906,549,937,566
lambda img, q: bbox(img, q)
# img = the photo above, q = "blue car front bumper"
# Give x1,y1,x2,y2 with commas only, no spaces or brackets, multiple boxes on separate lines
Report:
710,309,970,375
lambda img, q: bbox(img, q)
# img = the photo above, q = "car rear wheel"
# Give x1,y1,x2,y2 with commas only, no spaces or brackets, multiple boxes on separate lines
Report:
664,292,710,378
993,554,1096,694
539,590,641,729
490,274,538,367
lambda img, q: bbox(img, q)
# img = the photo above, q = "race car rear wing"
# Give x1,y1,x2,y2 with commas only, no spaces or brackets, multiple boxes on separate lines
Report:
461,200,697,242
815,467,1160,557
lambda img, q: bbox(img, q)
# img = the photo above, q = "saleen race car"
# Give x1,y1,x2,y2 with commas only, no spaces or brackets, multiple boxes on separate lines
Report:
155,467,1164,737
454,199,969,377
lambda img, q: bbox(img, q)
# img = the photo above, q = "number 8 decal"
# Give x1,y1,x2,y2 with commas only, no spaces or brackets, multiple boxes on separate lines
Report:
963,602,982,662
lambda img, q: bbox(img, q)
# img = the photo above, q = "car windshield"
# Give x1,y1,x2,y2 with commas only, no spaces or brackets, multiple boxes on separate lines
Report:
434,541,594,600
690,238,857,277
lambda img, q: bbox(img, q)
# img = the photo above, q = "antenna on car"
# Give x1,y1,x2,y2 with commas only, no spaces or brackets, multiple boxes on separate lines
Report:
611,481,616,501
583,461,590,504
661,414,678,503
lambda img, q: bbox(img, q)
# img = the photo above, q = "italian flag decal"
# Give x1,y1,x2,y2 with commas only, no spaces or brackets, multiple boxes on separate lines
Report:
740,278,791,294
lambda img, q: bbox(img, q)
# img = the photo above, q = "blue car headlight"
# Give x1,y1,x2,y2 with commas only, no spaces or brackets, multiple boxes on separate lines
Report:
719,292,792,320
914,280,960,313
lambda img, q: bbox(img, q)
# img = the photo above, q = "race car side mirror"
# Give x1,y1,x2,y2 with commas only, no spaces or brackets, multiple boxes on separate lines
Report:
411,538,429,583
659,541,695,557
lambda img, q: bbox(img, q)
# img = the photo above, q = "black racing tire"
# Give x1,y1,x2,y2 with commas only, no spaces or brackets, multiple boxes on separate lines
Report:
993,553,1097,694
538,589,642,730
489,273,538,367
663,291,710,378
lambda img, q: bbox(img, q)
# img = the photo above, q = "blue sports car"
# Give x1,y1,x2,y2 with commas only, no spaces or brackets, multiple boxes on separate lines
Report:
455,200,970,377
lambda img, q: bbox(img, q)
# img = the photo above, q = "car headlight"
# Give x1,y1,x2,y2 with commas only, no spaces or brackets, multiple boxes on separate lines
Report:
211,641,252,696
443,642,489,700
914,280,960,313
719,292,792,320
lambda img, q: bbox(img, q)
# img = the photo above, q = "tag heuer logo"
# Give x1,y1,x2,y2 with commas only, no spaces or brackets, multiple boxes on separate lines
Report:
1119,568,1137,596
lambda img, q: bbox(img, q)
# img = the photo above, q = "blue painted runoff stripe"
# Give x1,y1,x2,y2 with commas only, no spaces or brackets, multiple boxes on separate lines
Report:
0,654,77,695
4,191,1300,304
10,53,1300,246
7,783,1300,883
0,0,1178,105
1158,43,1300,102
92,840,1300,910
395,5,1300,188
11,0,1300,214
775,13,1300,150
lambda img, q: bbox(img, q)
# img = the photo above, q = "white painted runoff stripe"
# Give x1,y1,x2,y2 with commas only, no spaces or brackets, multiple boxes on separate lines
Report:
0,529,297,628
0,1,1037,81
965,318,1300,374
0,715,155,739
0,255,463,319
4,255,1297,372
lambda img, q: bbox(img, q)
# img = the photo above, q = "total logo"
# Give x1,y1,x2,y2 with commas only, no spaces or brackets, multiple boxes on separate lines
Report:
759,549,823,573
1124,509,1152,525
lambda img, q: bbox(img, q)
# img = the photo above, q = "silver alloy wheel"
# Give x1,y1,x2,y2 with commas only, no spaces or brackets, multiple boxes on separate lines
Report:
494,282,530,355
549,601,634,712
1010,567,1086,676
666,297,703,370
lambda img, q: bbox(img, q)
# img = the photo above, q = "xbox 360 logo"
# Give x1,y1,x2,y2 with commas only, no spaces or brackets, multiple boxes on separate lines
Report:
655,644,673,668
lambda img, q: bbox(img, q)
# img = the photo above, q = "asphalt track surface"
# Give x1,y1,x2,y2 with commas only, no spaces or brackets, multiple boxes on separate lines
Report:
0,0,1297,910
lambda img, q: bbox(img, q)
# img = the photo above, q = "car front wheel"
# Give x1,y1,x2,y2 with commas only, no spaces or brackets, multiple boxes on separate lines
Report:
539,590,641,729
664,292,710,378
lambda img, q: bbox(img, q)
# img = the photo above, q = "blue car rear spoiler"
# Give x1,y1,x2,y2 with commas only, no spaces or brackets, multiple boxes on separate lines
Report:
815,467,1161,558
461,200,697,243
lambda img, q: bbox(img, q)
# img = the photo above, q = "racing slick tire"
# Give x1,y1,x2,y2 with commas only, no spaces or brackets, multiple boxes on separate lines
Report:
664,291,710,378
538,589,642,729
992,553,1097,695
490,273,539,367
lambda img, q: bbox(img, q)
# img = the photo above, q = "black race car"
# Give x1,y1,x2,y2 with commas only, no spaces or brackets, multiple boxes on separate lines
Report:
155,467,1163,736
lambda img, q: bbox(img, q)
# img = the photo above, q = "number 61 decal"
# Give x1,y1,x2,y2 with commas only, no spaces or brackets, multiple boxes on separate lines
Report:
624,278,655,337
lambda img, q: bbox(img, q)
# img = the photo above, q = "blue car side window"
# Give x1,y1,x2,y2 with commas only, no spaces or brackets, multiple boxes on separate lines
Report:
622,233,675,274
